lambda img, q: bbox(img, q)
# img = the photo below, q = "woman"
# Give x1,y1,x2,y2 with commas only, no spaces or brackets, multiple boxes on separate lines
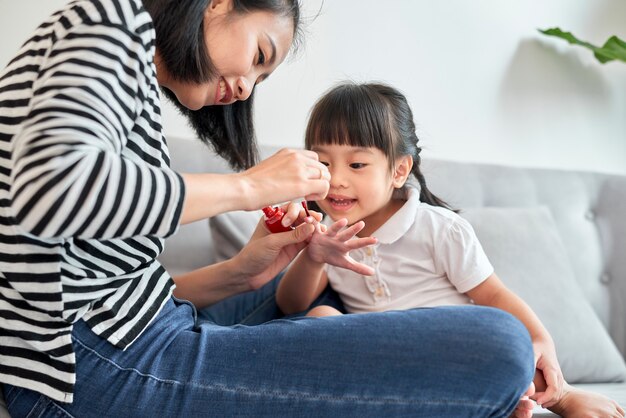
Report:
0,0,534,416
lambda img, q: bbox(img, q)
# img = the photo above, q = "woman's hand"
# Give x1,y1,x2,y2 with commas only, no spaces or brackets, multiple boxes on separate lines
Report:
236,149,330,210
306,218,377,276
531,338,565,408
231,215,316,291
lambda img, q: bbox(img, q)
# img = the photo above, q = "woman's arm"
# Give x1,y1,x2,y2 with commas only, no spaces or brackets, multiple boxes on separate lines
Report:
173,258,254,308
174,219,316,308
9,26,185,241
179,149,331,225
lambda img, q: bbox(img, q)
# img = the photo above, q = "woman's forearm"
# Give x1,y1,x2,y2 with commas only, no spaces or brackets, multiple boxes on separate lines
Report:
173,258,251,308
179,148,332,226
179,173,252,225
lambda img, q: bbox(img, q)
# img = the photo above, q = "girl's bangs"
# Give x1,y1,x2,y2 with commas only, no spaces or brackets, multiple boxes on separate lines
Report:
305,85,392,155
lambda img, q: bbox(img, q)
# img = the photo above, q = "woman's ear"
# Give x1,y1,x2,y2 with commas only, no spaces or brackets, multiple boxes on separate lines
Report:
392,155,413,188
208,0,232,13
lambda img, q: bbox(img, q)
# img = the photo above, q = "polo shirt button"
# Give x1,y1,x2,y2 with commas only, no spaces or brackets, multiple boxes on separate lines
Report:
585,210,595,221
600,273,611,284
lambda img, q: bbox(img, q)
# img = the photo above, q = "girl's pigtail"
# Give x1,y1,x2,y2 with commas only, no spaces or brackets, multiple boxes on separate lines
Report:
411,143,457,212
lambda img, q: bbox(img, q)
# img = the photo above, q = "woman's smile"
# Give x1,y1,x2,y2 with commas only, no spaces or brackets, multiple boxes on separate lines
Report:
215,77,233,104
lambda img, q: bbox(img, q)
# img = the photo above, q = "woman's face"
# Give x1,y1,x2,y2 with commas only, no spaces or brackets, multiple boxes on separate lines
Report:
158,0,294,110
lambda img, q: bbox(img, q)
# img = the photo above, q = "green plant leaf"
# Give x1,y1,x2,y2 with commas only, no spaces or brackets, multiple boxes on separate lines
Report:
539,27,626,64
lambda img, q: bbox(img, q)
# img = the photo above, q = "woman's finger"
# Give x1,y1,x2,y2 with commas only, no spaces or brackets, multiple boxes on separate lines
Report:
268,222,315,249
280,201,304,227
305,165,330,181
304,180,330,202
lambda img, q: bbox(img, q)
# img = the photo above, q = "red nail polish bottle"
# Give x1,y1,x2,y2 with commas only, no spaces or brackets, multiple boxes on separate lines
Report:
262,206,293,233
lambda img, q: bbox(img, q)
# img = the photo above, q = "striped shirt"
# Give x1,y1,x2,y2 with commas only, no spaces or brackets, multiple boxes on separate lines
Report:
0,0,185,403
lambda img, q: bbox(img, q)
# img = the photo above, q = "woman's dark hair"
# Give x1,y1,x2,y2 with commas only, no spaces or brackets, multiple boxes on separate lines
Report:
143,0,302,170
305,82,454,211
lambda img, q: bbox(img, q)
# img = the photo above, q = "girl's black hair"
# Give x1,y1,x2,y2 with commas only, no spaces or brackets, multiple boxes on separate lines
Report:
305,82,454,211
143,0,302,170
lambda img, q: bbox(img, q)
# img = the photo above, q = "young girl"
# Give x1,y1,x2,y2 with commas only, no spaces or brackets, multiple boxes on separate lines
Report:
276,82,624,418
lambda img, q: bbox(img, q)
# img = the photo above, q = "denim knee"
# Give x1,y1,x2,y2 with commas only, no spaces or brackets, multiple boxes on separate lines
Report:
481,307,535,395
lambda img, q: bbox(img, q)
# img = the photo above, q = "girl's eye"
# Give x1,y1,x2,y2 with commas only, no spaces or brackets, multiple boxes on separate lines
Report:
350,163,366,169
320,161,330,167
257,49,266,65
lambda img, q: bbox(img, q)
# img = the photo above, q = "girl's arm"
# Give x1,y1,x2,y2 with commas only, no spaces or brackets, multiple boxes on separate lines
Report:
276,245,329,315
466,273,564,407
466,273,551,344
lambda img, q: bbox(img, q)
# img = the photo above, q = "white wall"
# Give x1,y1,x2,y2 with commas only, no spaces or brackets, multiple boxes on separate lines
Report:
2,0,625,174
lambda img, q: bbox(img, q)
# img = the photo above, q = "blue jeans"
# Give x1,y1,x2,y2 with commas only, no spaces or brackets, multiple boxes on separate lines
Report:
3,277,534,417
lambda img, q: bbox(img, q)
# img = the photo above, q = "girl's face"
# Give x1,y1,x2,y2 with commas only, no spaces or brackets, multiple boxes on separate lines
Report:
312,144,412,237
158,0,294,110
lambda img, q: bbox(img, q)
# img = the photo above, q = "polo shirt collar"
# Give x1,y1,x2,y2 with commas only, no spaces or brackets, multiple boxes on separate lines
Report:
371,186,421,244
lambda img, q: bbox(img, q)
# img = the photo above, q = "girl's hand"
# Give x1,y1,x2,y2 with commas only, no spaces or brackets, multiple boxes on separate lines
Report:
306,218,377,276
531,339,565,408
531,368,625,417
232,218,316,291
236,149,330,210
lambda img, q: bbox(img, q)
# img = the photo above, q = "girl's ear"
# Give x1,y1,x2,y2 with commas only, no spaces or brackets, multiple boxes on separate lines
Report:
392,155,413,188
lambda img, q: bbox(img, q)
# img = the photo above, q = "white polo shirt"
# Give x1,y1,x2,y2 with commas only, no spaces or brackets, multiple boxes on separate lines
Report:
325,187,494,313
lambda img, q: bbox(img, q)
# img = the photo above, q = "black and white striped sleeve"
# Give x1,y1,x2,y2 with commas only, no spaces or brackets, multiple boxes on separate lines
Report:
9,22,184,240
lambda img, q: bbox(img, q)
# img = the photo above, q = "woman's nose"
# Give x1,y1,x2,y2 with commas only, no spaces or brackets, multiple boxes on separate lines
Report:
235,76,253,101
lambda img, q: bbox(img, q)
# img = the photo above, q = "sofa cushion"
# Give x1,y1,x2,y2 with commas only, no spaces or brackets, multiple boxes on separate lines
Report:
461,206,626,383
209,210,261,263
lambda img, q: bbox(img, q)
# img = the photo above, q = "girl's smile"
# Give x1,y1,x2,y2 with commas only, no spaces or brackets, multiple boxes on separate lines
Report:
326,194,357,212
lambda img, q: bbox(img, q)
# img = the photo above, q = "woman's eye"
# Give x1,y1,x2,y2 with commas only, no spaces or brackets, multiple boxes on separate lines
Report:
257,49,266,65
350,163,366,169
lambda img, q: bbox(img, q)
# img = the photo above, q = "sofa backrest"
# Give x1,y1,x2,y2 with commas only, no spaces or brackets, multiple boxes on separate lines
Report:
420,158,626,358
160,136,626,358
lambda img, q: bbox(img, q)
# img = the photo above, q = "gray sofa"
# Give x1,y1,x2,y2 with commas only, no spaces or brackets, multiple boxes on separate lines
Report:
2,136,625,416
161,137,626,417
